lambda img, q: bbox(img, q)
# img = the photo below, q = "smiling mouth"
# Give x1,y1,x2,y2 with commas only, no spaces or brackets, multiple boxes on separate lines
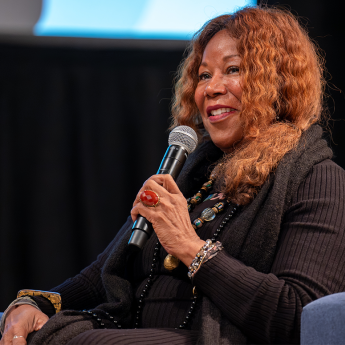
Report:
208,107,236,116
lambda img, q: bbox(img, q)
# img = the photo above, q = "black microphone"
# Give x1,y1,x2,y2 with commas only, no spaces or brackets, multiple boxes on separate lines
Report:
128,126,198,250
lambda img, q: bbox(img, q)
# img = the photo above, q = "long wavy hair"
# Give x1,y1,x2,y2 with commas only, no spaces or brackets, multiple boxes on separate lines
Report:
171,6,327,205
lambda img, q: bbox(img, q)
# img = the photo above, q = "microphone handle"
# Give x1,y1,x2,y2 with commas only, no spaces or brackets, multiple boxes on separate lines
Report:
128,145,188,250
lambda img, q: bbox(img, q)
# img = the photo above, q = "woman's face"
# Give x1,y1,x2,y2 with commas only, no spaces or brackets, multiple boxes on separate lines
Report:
194,30,243,153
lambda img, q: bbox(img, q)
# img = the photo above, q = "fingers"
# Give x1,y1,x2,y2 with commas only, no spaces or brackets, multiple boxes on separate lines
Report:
131,192,186,225
133,175,181,208
12,336,26,345
131,196,157,223
131,174,184,223
130,202,147,223
131,189,162,223
1,326,27,345
0,306,48,345
33,315,48,331
147,175,181,194
1,331,27,345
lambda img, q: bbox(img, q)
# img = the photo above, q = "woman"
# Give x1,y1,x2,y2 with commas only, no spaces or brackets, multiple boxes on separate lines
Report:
1,5,345,345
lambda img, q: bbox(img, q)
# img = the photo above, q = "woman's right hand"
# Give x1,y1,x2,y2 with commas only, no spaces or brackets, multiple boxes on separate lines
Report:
0,305,48,345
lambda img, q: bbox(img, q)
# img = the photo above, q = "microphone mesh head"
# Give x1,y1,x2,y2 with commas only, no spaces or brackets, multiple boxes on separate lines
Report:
168,126,198,154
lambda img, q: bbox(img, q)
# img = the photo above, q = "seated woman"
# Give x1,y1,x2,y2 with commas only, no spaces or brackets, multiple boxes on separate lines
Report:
1,5,345,345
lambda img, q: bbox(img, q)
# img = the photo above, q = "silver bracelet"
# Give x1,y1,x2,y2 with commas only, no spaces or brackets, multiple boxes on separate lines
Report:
188,240,223,280
0,296,41,335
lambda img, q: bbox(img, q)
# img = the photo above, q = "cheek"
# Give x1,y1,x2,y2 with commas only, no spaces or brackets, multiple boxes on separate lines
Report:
232,80,243,101
223,77,243,103
194,86,205,113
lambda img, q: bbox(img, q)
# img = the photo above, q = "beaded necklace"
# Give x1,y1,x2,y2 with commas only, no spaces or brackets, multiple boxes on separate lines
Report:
133,171,239,330
82,172,238,331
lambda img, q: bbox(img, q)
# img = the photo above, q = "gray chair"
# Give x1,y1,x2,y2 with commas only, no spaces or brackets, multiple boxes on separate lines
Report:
0,312,3,339
301,292,345,345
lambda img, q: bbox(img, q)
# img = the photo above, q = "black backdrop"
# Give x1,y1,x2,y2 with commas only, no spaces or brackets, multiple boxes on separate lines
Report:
1,0,345,310
0,46,185,309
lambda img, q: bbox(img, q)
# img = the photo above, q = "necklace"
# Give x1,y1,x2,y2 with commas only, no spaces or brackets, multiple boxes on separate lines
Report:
81,203,238,331
134,204,238,329
133,169,239,329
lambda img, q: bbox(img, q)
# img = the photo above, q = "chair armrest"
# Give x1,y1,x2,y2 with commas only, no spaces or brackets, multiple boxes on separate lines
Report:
301,292,345,345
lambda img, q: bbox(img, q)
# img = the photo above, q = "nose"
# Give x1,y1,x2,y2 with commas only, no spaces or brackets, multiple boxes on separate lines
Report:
204,74,227,97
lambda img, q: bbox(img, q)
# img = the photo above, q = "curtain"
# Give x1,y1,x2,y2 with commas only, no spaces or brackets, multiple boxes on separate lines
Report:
0,43,184,309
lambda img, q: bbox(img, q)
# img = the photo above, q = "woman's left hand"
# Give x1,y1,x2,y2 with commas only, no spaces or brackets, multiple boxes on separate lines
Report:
131,175,205,266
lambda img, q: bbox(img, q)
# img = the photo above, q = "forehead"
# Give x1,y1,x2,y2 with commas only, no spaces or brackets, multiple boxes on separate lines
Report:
201,30,239,64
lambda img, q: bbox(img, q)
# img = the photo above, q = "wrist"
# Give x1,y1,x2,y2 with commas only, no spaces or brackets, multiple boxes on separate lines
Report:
187,240,223,280
177,239,206,267
17,290,61,314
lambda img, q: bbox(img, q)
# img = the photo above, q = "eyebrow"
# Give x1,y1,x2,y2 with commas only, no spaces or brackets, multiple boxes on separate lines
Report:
200,54,240,67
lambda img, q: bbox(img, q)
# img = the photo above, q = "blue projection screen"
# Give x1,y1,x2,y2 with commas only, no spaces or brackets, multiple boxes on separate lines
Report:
34,0,256,40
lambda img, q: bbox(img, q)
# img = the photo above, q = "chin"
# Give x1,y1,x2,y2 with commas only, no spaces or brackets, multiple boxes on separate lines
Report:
218,146,234,154
206,125,243,154
211,136,243,153
212,141,232,153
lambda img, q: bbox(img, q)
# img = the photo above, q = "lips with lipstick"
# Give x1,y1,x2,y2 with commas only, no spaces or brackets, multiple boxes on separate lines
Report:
206,105,237,122
209,107,234,116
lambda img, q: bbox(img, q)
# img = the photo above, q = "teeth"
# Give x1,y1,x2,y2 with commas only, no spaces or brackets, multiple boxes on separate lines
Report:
210,108,232,116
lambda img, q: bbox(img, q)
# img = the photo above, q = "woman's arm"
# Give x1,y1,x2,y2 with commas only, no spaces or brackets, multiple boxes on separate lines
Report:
0,217,133,344
19,216,133,314
193,160,345,344
47,216,133,311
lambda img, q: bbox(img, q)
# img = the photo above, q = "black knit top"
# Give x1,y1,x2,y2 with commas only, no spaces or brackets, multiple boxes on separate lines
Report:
33,158,345,344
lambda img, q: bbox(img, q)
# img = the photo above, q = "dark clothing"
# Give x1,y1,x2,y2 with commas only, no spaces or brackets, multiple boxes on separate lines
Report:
29,125,345,344
131,195,236,331
67,329,199,345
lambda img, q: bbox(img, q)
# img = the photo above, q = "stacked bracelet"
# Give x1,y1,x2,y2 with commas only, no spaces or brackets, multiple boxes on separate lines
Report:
188,240,223,280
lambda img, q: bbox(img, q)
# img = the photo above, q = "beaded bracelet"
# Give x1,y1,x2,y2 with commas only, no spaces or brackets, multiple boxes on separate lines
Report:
188,240,223,280
202,241,224,265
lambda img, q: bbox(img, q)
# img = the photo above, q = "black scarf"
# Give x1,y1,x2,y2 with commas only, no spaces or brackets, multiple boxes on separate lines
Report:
29,125,332,345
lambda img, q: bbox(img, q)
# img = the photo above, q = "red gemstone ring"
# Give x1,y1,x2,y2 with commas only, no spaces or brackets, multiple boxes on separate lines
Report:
139,190,160,207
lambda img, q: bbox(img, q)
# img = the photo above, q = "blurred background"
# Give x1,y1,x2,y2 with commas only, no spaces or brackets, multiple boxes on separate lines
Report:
0,0,344,310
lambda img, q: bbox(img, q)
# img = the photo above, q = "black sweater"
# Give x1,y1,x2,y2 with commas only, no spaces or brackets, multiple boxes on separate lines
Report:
35,158,345,344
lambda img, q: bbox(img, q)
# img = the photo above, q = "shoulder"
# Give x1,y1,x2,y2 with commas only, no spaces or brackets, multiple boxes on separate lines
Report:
306,158,345,183
286,159,345,233
312,158,344,171
294,158,345,203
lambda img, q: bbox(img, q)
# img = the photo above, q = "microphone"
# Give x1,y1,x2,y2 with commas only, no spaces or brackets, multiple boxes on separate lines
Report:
128,126,198,250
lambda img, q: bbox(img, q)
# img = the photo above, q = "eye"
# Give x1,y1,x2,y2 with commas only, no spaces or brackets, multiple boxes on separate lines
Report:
227,66,240,74
198,72,211,81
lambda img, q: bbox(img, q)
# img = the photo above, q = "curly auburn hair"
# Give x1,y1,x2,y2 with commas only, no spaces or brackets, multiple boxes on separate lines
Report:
171,6,327,205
